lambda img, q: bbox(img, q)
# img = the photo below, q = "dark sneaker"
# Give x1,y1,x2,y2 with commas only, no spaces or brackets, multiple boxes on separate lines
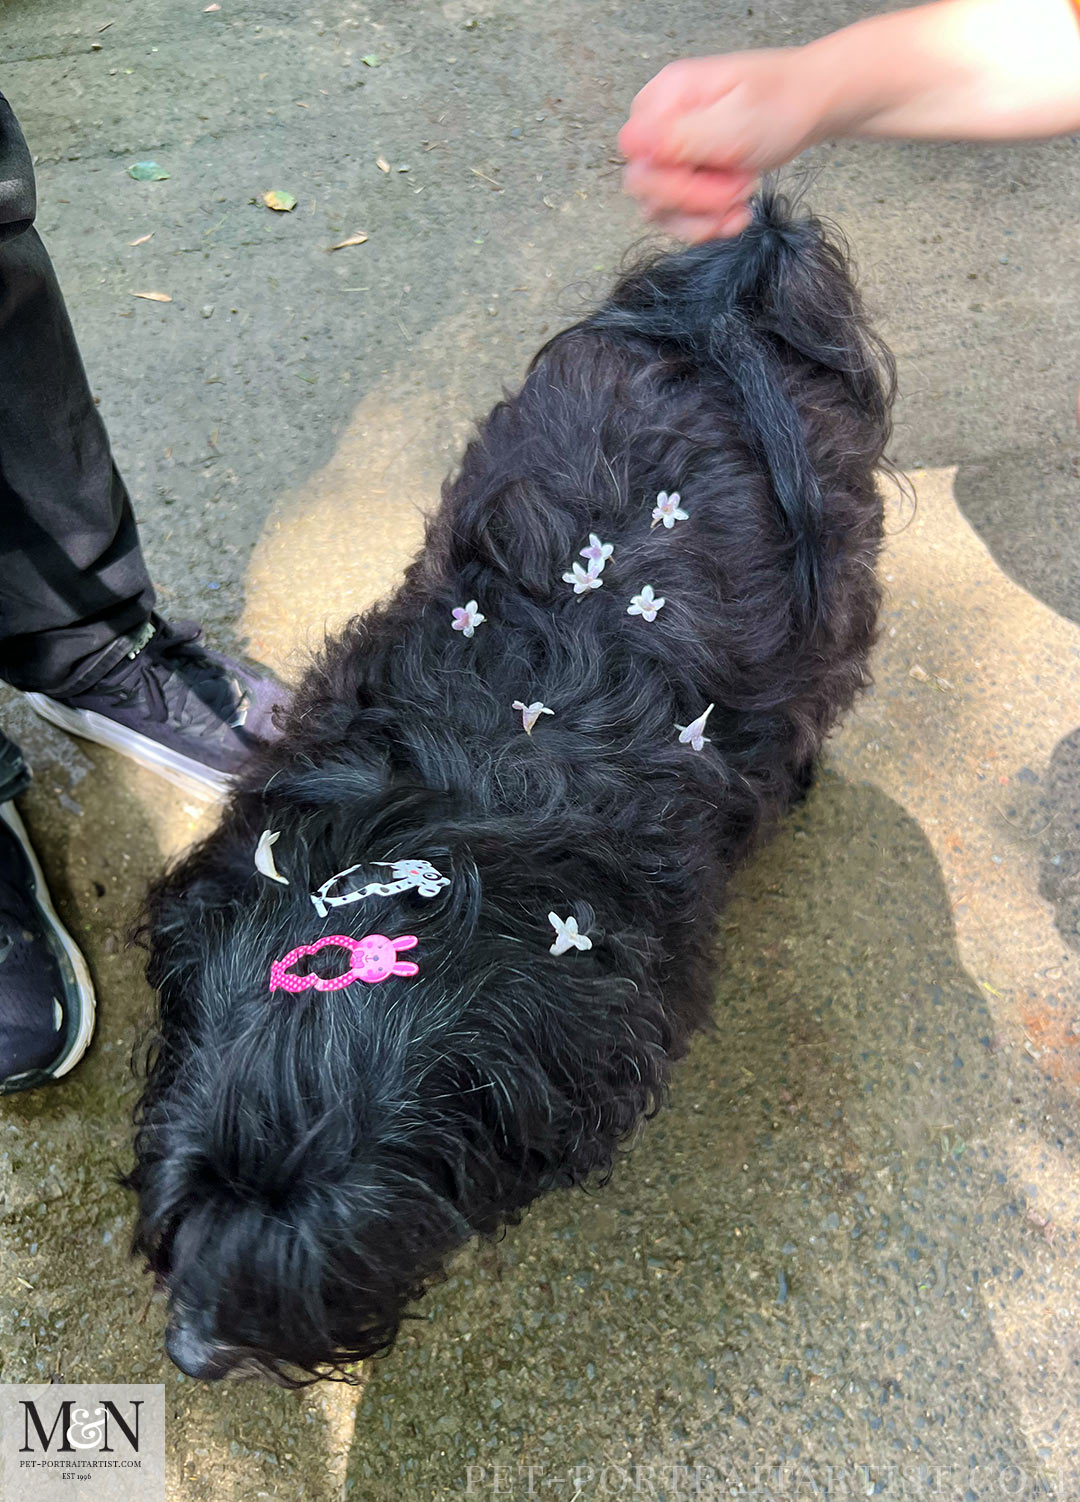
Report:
0,737,96,1095
25,617,286,800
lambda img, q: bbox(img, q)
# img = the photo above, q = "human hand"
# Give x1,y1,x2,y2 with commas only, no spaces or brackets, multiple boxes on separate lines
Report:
619,50,833,240
621,0,1080,243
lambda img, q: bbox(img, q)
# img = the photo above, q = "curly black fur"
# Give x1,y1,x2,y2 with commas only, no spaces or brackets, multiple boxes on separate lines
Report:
126,193,894,1383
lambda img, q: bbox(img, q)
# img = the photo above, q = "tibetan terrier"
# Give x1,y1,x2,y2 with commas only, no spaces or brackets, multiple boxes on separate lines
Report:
127,193,893,1381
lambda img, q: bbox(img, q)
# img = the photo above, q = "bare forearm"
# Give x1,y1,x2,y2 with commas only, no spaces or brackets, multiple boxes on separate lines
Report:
807,0,1080,143
620,0,1080,240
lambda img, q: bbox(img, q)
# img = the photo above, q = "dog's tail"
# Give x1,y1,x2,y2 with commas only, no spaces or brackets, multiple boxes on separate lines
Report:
591,188,894,628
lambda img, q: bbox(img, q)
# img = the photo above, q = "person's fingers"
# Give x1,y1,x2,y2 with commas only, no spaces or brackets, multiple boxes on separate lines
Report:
647,198,755,242
715,203,753,237
659,95,760,172
620,57,737,160
623,160,756,218
650,209,750,243
649,211,724,242
628,58,726,125
617,115,656,162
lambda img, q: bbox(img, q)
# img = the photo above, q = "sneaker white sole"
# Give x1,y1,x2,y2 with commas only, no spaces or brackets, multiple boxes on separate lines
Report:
0,799,97,1081
24,693,232,801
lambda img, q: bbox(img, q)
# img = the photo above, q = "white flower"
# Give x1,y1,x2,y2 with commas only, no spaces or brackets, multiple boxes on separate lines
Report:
580,534,614,570
254,829,289,885
627,585,665,622
548,912,593,956
512,700,555,735
451,600,485,637
675,702,714,752
563,560,603,596
651,490,689,530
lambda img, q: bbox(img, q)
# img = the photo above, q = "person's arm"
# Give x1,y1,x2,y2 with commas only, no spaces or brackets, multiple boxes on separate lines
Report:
803,0,1080,143
620,0,1080,240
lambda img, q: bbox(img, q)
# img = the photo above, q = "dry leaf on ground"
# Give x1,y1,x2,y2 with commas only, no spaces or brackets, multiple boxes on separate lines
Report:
326,231,369,251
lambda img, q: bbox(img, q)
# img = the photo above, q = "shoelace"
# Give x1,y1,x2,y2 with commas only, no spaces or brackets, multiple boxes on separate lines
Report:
95,620,248,731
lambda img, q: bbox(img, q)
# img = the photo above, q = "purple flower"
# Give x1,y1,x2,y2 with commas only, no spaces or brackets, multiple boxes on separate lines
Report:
675,702,714,752
563,561,603,596
512,700,555,735
580,533,614,569
627,585,665,622
651,490,689,530
451,600,486,637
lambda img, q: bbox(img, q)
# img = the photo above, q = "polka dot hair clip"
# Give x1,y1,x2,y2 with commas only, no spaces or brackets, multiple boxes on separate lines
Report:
311,858,450,918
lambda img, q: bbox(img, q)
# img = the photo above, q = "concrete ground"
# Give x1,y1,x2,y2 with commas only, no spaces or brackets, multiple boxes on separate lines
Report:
2,0,1080,1497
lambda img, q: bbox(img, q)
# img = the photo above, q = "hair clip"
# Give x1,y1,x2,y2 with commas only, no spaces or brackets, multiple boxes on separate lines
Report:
627,585,665,622
563,561,602,596
254,829,289,885
580,534,614,570
311,858,449,918
512,700,554,735
548,912,592,956
675,703,714,752
270,933,419,993
651,490,689,530
451,600,485,637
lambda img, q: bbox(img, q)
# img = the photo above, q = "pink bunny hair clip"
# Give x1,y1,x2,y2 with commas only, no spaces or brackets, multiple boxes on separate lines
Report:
269,933,420,993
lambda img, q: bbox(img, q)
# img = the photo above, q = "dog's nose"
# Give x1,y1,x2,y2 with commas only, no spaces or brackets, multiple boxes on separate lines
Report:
165,1321,235,1381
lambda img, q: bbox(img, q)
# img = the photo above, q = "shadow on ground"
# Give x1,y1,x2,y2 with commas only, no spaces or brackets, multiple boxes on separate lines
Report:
349,772,1075,1499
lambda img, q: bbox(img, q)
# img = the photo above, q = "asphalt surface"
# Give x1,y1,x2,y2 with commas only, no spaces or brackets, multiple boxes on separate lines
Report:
2,2,1080,1499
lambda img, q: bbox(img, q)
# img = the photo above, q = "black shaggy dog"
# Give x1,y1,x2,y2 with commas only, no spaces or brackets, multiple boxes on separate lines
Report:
128,194,893,1382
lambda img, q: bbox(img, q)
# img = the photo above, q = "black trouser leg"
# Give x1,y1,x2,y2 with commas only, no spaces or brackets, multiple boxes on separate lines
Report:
0,92,154,697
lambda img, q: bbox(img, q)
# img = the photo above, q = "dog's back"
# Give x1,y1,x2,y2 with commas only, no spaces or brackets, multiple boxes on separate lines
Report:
410,188,892,848
588,189,893,627
131,195,894,1381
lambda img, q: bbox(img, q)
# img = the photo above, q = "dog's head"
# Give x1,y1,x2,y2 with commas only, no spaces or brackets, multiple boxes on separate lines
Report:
128,776,671,1382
